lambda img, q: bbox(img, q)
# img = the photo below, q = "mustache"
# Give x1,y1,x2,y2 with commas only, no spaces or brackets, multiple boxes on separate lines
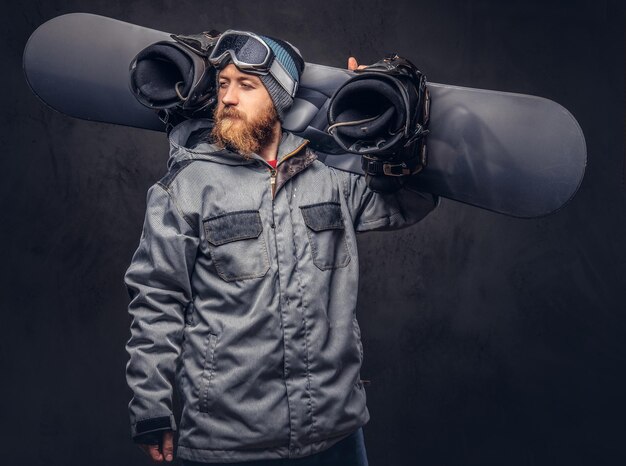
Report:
217,106,246,121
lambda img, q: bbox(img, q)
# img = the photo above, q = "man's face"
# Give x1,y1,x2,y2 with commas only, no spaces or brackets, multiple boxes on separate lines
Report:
211,64,279,156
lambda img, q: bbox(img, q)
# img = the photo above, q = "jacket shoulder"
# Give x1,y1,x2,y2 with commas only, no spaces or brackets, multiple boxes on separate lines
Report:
157,159,196,190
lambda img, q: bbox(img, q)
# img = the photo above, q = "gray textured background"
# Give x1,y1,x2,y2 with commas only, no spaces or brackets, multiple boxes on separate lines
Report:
2,1,625,465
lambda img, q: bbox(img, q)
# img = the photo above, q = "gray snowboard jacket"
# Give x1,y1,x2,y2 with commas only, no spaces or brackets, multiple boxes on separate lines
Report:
124,118,438,463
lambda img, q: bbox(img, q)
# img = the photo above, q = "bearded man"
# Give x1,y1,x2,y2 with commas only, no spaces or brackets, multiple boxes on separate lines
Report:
124,30,438,466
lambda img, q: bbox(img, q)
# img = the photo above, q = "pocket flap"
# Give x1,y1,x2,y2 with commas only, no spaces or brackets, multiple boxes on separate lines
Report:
300,202,345,231
203,210,263,246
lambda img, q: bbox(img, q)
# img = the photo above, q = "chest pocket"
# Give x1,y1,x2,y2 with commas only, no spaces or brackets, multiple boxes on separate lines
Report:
300,202,351,270
203,210,270,282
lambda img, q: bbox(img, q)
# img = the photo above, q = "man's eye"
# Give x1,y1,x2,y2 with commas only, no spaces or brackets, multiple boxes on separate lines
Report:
241,83,253,89
219,82,228,88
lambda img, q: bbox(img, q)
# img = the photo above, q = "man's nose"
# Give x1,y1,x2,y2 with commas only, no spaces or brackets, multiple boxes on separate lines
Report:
221,85,238,106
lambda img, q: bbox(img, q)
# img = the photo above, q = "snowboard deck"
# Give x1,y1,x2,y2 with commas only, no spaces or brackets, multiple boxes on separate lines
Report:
23,13,587,218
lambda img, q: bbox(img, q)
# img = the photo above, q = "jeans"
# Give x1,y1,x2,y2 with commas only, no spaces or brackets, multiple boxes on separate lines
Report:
181,427,369,466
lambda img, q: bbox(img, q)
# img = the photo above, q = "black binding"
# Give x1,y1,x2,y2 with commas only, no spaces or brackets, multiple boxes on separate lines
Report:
327,54,430,192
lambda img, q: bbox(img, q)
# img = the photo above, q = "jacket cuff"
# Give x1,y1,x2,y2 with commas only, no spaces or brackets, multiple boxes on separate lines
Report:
131,414,177,439
133,430,169,445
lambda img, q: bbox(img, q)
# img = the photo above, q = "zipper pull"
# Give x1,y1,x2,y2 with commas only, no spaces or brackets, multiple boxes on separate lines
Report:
270,168,277,197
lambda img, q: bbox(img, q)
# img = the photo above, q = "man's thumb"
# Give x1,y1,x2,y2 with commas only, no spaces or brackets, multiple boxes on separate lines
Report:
162,431,174,462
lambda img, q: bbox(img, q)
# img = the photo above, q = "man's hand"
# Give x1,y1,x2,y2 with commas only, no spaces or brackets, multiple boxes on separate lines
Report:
138,431,175,463
348,56,368,71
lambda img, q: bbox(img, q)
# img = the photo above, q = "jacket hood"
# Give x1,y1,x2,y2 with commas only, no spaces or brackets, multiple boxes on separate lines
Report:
167,118,309,169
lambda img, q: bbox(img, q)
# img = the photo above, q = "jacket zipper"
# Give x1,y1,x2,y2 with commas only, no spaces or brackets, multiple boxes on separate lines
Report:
267,166,277,229
266,145,307,447
270,168,277,199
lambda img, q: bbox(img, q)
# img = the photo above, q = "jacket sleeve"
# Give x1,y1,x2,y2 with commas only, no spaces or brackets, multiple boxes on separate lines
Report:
337,169,439,232
124,183,200,441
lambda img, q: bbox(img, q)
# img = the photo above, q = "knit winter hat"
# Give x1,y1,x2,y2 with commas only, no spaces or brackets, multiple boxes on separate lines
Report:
256,35,305,121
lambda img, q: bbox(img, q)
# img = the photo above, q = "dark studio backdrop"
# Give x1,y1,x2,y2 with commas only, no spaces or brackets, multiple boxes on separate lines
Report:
1,1,624,465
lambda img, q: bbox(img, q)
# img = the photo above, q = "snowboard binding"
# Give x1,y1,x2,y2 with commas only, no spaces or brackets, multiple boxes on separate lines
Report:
129,30,221,133
327,54,430,193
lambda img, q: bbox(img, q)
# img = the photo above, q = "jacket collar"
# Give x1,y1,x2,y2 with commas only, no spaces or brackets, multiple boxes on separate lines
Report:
276,132,309,165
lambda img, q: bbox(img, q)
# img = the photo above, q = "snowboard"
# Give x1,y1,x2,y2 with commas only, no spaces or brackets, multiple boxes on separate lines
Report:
23,13,587,218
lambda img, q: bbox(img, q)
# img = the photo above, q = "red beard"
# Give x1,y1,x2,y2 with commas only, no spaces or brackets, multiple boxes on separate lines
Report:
211,102,279,156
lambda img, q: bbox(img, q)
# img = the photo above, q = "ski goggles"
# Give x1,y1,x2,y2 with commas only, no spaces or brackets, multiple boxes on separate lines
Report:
208,30,299,97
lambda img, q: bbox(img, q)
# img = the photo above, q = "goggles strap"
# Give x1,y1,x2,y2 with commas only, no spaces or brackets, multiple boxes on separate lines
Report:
269,58,298,98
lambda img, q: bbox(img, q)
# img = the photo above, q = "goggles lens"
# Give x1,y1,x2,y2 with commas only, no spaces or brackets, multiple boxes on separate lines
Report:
209,31,272,70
